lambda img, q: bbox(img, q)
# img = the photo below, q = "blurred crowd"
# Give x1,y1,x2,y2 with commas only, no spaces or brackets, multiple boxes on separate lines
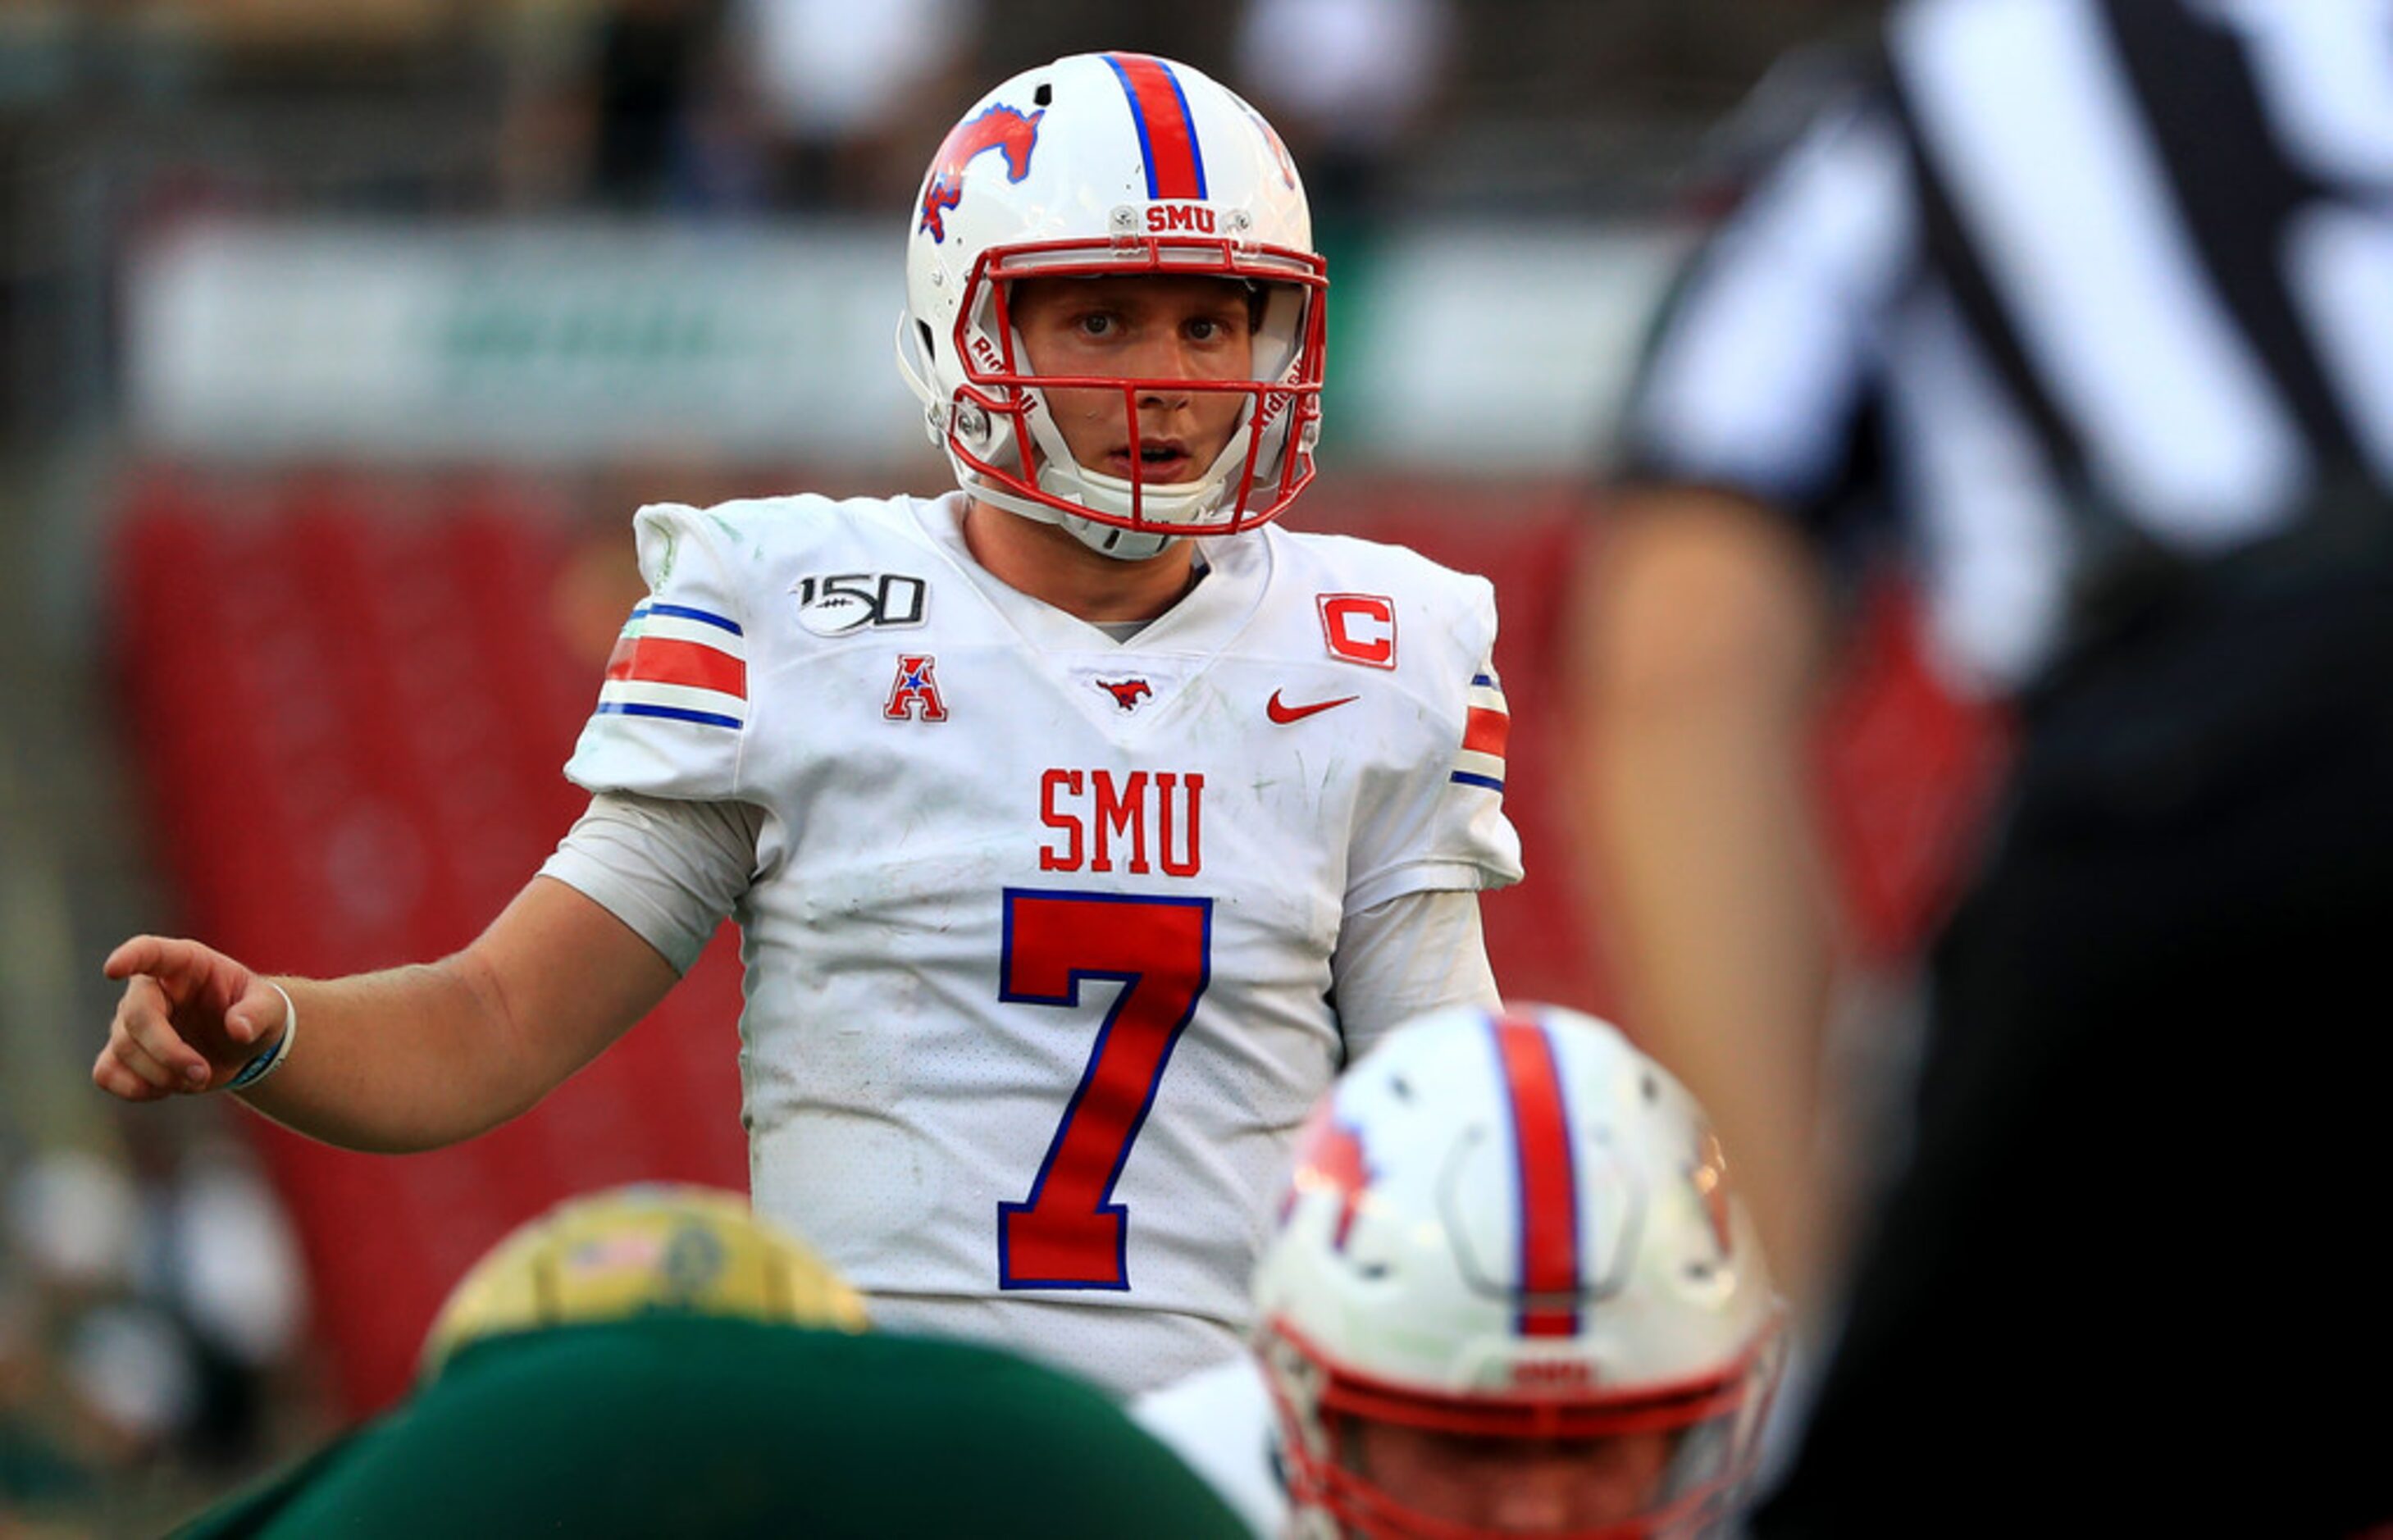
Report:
0,0,1493,226
0,0,1895,544
1,1115,312,1535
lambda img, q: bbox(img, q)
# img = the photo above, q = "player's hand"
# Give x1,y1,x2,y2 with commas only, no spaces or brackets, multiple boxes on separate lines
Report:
95,936,288,1100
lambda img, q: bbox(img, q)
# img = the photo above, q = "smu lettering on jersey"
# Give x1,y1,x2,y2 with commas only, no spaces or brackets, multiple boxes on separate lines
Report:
561,492,1521,1391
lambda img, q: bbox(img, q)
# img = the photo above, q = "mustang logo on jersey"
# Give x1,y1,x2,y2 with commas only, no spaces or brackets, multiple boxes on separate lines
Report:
918,104,1043,243
1096,677,1153,712
796,573,928,636
884,655,950,722
1039,768,1201,876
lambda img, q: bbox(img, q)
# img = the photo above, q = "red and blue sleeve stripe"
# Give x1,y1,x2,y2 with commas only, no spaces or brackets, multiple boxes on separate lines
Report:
595,600,748,731
1452,672,1511,791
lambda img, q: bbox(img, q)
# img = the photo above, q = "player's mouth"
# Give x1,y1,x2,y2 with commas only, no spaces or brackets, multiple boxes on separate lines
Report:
1106,439,1196,483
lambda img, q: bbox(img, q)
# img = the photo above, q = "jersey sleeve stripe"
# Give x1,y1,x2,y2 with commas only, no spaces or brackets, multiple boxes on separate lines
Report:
1462,705,1511,759
618,611,749,650
606,635,746,697
634,600,743,636
1454,659,1511,789
596,701,743,730
596,677,745,728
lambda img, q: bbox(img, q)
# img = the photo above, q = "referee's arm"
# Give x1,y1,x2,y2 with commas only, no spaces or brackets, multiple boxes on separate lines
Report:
1578,489,1840,1310
1578,93,1912,1314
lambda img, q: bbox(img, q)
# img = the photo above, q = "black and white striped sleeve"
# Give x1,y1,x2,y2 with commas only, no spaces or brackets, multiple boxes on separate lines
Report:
1620,92,1919,524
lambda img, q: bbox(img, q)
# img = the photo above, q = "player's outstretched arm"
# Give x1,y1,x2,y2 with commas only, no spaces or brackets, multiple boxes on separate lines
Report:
95,876,680,1152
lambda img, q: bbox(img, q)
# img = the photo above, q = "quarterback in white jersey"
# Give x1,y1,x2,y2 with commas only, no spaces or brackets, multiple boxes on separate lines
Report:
94,52,1519,1396
542,491,1517,1391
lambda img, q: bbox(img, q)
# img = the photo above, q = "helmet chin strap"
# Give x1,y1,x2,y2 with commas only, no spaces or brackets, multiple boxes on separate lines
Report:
963,470,1186,561
1037,456,1217,563
1061,513,1179,563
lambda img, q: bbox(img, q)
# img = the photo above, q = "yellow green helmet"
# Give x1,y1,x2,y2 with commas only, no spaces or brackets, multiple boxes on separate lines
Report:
419,1184,868,1379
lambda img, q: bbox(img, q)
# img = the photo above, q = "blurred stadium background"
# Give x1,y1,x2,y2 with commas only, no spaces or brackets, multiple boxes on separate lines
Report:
0,2,1998,1532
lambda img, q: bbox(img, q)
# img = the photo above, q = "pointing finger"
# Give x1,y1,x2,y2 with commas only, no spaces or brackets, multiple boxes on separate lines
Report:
104,934,172,981
104,935,220,990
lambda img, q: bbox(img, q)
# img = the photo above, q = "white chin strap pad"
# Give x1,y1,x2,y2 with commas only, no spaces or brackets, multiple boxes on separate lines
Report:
959,470,1186,563
1061,514,1178,562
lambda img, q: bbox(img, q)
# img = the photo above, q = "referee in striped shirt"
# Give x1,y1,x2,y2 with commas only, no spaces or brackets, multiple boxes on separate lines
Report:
1583,2,2392,1533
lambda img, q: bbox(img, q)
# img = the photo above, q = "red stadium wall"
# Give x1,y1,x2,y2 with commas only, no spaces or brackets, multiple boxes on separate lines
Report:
111,469,2000,1413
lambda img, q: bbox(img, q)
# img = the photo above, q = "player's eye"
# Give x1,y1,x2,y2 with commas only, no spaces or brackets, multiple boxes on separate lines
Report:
1075,312,1117,338
1187,311,1247,346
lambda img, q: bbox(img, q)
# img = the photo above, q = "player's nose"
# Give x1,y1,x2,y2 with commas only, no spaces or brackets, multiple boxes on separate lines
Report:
1127,330,1200,405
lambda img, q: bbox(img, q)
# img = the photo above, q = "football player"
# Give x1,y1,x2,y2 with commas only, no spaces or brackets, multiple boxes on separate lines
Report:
1135,1002,1784,1538
97,53,1522,1398
176,1186,1251,1538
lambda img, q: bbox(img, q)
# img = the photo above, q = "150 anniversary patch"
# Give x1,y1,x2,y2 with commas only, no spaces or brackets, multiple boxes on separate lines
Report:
795,573,929,636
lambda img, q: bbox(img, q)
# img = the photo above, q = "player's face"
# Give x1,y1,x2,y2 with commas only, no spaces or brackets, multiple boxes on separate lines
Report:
1348,1421,1677,1534
1010,275,1258,490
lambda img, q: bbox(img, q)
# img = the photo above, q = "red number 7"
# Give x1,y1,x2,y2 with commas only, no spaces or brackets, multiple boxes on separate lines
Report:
998,889,1213,1290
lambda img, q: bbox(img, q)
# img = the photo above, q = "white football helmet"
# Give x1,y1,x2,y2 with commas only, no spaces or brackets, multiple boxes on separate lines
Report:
1254,1003,1784,1540
898,52,1327,561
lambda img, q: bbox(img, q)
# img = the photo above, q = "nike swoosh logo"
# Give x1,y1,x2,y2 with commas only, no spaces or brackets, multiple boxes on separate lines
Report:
1268,690,1359,724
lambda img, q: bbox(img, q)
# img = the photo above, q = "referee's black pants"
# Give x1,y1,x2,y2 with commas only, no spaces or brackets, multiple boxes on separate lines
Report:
1758,577,2393,1538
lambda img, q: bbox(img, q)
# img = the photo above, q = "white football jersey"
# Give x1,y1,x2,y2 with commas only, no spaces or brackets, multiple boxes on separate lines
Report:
554,491,1521,1392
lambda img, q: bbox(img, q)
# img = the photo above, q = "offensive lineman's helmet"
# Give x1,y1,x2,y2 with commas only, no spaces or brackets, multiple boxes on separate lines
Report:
1254,1004,1784,1539
419,1185,868,1379
898,52,1327,561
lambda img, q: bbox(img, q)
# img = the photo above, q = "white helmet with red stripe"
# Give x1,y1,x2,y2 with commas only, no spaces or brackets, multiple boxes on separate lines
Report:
1252,1002,1784,1540
897,51,1327,560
